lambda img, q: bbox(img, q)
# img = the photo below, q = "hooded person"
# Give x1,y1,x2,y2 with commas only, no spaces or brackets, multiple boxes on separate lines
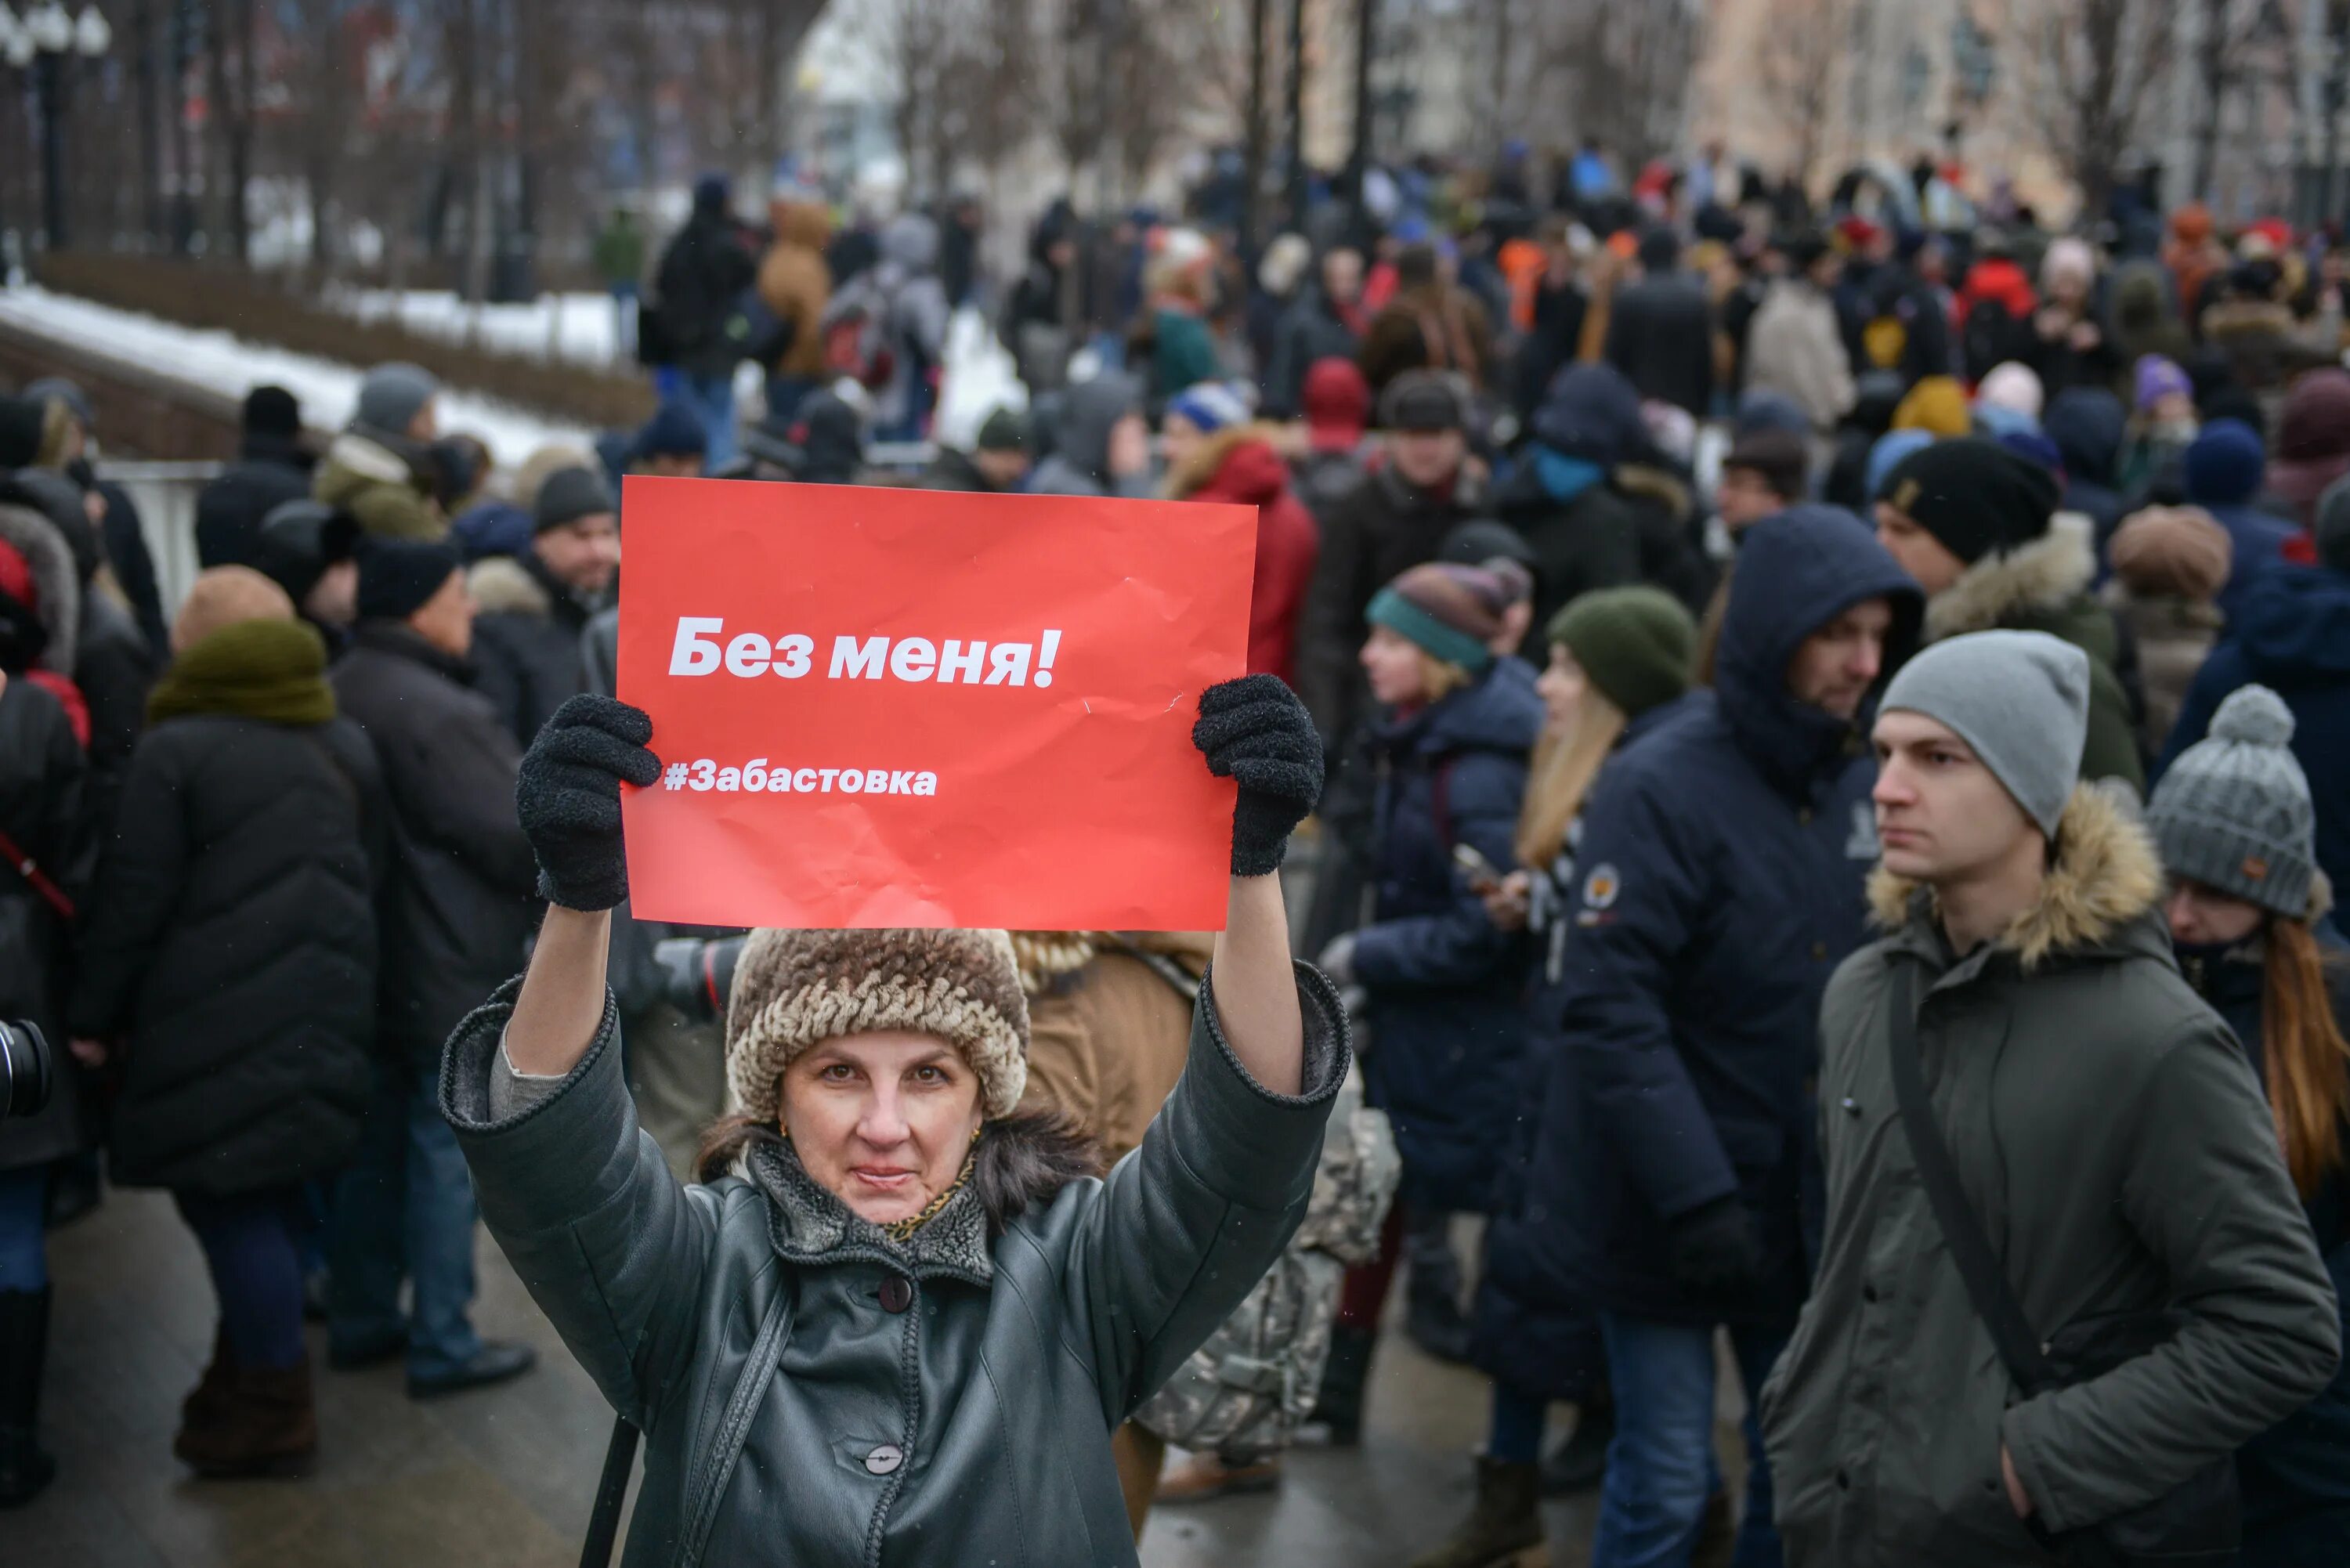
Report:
1874,437,2146,792
2146,686,2350,1566
2160,489,2350,898
195,386,314,569
65,580,381,1479
2182,417,2299,616
754,178,833,421
2265,368,2350,529
1541,508,1922,1566
439,671,1343,1568
314,363,445,540
2041,385,2128,555
1314,564,1546,1380
1761,634,2341,1568
1162,385,1321,686
467,466,620,749
2101,504,2232,757
1292,356,1374,521
1415,587,1699,1559
1029,372,1155,500
1492,363,1647,632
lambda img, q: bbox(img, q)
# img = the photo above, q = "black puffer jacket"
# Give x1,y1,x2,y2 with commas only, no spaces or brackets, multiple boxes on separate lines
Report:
195,433,314,567
467,551,596,749
0,675,89,1172
68,627,383,1194
332,621,540,1068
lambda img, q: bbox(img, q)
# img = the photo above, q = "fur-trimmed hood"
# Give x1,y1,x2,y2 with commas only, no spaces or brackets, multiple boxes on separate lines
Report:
466,553,552,617
1009,930,1216,998
1922,510,2096,643
1614,461,1692,520
0,500,79,674
1867,782,2164,971
1163,421,1292,503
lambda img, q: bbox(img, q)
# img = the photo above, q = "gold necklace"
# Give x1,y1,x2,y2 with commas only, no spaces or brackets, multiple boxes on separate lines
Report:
880,1162,972,1245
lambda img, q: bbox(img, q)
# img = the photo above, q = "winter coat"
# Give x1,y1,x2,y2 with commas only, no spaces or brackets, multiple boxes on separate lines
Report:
467,551,597,750
1602,272,1715,417
440,966,1347,1568
331,622,538,1068
2176,934,2350,1565
92,476,167,656
74,591,156,840
1613,461,1719,615
1350,659,1544,1213
0,489,147,834
1359,284,1494,396
2099,582,2222,760
1511,279,1590,420
872,214,952,428
2110,263,2193,389
2026,307,2124,399
313,430,443,541
2160,565,2350,898
1472,700,1680,1401
2200,501,2299,623
1264,289,1364,419
1744,279,1855,435
653,199,759,381
67,628,381,1196
1541,507,1922,1326
2041,388,2128,557
1295,460,1491,749
916,447,1012,494
1018,932,1215,1165
1491,450,1645,635
1921,513,2146,793
755,197,833,380
0,676,89,1172
196,433,313,568
1167,425,1321,685
1758,785,2342,1566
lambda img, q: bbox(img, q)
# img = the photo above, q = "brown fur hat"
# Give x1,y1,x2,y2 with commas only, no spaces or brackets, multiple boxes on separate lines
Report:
725,929,1030,1122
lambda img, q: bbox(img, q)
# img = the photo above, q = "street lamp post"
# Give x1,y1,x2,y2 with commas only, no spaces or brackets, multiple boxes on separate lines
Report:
2,3,112,252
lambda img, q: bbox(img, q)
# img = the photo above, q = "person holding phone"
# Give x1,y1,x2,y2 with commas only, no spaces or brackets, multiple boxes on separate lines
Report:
1412,586,1699,1566
439,679,1344,1566
1312,563,1542,1431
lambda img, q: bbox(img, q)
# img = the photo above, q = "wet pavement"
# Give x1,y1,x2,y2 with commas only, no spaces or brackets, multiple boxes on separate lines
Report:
20,1190,1752,1566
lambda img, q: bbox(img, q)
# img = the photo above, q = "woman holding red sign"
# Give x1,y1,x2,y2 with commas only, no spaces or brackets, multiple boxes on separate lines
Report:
438,677,1339,1566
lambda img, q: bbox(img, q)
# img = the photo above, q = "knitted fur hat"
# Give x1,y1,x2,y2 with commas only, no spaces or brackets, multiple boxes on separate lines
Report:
725,928,1031,1124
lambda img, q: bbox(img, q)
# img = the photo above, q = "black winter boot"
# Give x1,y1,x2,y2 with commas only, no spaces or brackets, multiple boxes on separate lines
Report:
0,1286,56,1508
1406,1455,1546,1568
1539,1386,1614,1496
1307,1321,1376,1446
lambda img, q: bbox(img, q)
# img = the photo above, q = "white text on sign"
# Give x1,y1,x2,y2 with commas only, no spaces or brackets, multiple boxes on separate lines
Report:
667,619,1064,688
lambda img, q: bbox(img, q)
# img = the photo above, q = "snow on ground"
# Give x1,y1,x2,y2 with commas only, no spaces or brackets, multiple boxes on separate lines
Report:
333,288,627,369
0,284,593,467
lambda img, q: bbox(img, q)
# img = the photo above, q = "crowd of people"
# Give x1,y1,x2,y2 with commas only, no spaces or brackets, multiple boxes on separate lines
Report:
2,142,2350,1568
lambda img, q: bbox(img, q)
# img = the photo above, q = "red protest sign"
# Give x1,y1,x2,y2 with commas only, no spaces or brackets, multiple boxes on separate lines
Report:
616,478,1256,931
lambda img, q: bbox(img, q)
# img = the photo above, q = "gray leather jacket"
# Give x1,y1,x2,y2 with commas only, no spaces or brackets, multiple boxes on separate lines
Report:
440,964,1346,1567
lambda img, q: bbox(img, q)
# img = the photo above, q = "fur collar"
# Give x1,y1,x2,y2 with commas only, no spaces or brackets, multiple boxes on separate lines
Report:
1008,930,1216,996
1162,421,1286,499
323,430,419,486
1923,511,2095,643
1867,783,2164,971
747,1136,994,1288
0,502,79,674
467,554,553,617
1614,462,1691,518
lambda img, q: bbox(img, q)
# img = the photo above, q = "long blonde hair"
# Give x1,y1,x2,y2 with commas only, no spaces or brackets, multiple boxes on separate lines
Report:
1514,686,1629,869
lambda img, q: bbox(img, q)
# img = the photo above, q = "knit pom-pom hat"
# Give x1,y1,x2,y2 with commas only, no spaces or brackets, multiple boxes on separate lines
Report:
725,928,1031,1124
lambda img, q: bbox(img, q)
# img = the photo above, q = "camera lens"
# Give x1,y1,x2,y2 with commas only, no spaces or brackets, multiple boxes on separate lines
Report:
0,1018,52,1122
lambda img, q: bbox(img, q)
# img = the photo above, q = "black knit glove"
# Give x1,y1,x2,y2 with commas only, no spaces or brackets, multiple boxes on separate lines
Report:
1192,674,1324,878
1665,1194,1765,1302
517,695,663,911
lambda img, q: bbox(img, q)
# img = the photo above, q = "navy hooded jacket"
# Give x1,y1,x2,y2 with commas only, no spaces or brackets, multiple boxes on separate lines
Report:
1535,506,1922,1325
1350,656,1545,1213
2043,386,2126,565
2159,565,2350,900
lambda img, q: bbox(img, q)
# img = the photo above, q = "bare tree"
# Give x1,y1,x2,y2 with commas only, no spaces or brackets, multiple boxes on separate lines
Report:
2017,0,2180,222
1755,0,1849,193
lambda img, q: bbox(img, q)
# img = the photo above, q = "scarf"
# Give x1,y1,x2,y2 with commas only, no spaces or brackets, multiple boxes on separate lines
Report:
148,619,334,727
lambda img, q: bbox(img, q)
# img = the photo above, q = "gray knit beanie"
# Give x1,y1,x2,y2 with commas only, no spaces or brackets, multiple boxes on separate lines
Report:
1879,630,2090,840
2145,686,2316,918
354,362,439,435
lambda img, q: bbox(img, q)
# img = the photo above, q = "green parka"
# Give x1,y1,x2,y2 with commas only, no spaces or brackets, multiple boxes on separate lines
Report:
1760,785,2341,1565
441,963,1345,1567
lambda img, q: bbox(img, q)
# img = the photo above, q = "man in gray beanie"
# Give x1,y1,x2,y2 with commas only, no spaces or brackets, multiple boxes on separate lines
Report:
313,362,446,540
1762,630,2341,1567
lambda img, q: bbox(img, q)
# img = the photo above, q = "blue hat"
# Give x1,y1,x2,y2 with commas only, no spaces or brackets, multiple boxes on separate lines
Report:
1166,383,1251,436
633,401,708,461
2182,419,2265,507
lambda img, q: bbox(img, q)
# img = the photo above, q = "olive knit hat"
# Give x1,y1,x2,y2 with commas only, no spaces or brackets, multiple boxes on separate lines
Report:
1546,586,1697,718
2146,686,2318,919
724,928,1031,1123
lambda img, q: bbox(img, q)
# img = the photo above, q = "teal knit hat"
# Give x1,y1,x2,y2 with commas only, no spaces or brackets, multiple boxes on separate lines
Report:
1367,563,1499,673
1546,586,1697,717
2146,685,2318,919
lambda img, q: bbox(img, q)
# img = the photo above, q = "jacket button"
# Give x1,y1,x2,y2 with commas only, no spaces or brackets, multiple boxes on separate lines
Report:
865,1443,904,1476
1861,1283,1881,1305
1840,1096,1860,1118
1798,807,1813,826
1835,1467,1852,1490
1810,941,1828,960
878,1276,913,1313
